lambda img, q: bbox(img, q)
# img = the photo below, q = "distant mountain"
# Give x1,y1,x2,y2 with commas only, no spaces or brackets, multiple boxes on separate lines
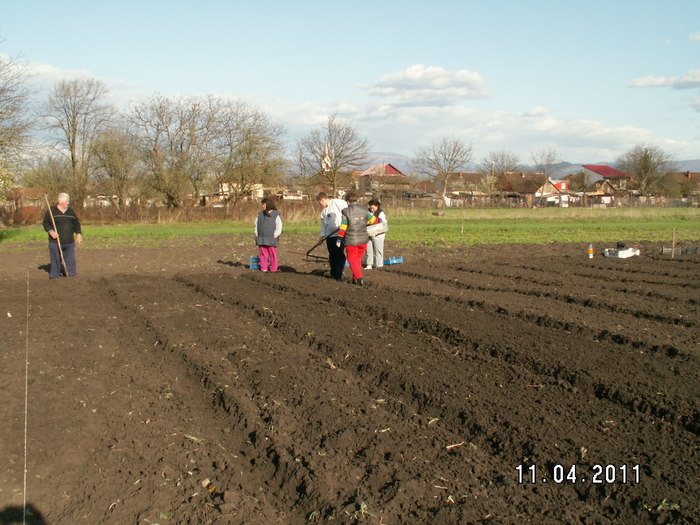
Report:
676,159,700,171
364,152,413,174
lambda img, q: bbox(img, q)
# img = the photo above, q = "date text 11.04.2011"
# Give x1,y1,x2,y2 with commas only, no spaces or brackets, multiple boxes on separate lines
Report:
515,464,641,485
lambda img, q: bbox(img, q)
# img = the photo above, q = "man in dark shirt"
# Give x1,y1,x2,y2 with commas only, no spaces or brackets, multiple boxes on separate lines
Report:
43,192,83,278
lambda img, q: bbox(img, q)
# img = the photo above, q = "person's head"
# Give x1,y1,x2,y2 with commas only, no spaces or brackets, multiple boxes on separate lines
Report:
261,196,277,214
344,191,359,204
368,198,381,213
57,193,70,206
316,192,329,208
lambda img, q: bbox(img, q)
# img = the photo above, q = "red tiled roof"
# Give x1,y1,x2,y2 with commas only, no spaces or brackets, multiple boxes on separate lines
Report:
582,165,628,179
361,163,403,176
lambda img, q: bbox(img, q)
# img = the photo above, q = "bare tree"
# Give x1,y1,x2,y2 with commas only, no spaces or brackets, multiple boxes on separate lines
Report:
0,54,32,197
414,137,473,202
297,114,370,194
44,78,113,208
479,149,521,194
20,154,71,198
616,144,675,195
212,100,286,203
530,146,560,179
129,94,218,207
92,122,142,215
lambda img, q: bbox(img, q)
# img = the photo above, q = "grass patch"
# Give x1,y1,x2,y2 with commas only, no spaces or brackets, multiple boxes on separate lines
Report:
1,207,698,249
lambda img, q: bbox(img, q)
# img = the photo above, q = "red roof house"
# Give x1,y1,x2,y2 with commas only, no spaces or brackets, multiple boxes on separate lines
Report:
358,163,411,192
582,164,629,190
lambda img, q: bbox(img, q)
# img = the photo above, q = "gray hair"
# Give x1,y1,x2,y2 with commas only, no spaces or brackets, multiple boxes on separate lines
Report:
57,192,70,203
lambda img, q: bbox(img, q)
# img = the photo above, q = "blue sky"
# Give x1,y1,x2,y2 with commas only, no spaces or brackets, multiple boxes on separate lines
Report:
3,0,699,163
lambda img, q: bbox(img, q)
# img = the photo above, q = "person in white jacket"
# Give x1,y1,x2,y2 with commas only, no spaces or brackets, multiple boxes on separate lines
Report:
364,198,387,269
316,192,348,281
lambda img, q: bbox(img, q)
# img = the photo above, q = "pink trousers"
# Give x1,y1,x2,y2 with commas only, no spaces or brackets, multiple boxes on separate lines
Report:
258,245,278,272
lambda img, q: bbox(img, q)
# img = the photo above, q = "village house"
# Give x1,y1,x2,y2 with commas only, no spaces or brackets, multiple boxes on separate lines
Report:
358,163,411,194
581,164,629,191
303,170,358,196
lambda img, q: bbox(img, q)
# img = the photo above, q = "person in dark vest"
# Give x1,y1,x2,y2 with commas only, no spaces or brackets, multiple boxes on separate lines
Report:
254,197,283,272
335,192,381,285
43,192,83,279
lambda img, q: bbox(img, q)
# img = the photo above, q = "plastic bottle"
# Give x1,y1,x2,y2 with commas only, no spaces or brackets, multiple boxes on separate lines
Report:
587,243,594,259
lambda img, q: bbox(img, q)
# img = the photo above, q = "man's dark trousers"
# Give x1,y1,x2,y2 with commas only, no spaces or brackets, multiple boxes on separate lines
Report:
326,237,346,281
49,242,76,278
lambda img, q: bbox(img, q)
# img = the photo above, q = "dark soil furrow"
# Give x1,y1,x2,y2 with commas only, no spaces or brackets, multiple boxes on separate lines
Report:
383,266,697,356
458,263,700,307
237,272,699,439
490,258,700,286
372,276,692,363
3,240,698,525
398,264,696,329
494,260,700,288
231,272,700,449
175,273,655,520
216,271,699,523
109,273,519,522
99,276,338,522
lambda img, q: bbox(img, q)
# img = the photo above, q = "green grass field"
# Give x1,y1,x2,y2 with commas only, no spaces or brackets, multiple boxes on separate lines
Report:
1,207,698,248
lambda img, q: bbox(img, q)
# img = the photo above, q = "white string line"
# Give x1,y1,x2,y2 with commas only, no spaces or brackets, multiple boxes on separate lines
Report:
23,269,29,525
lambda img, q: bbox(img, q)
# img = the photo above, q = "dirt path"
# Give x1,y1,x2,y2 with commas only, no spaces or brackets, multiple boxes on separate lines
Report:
1,238,698,524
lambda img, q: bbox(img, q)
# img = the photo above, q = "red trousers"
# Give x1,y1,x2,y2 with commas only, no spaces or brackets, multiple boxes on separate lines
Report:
345,243,367,280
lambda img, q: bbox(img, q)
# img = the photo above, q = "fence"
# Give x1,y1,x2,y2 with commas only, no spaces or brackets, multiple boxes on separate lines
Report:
2,194,698,227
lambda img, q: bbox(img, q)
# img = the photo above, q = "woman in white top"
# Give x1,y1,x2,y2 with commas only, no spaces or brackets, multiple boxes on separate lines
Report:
364,198,387,269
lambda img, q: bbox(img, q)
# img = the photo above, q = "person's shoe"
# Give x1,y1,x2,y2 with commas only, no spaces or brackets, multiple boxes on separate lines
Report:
364,265,372,270
354,278,364,286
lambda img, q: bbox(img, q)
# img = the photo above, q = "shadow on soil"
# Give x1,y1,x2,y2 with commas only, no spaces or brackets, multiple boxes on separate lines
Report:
0,504,49,525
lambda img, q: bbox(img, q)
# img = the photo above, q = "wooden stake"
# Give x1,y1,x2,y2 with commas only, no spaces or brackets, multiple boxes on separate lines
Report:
671,228,676,260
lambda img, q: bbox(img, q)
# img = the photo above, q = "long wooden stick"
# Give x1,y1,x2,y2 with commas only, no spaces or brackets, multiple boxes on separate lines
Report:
44,195,68,277
671,228,676,260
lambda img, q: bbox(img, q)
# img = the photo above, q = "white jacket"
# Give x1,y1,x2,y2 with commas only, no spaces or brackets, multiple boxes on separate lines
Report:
320,198,348,238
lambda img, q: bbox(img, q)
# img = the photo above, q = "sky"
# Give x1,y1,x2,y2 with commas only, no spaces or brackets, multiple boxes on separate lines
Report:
2,0,700,164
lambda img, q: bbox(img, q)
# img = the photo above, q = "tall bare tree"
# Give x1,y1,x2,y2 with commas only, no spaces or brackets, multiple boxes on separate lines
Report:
212,100,286,203
414,137,473,202
0,54,32,197
92,122,142,215
45,78,113,208
20,154,71,199
129,94,218,207
297,113,370,194
616,144,675,195
530,146,560,179
479,149,521,194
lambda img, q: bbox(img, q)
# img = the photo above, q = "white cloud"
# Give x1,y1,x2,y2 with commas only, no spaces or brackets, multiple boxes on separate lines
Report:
693,96,700,112
265,95,700,162
361,64,490,106
12,56,698,163
690,32,700,41
629,68,700,89
18,58,147,109
271,97,685,161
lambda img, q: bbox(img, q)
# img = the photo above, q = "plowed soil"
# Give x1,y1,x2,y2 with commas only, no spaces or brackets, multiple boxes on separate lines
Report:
1,237,698,525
